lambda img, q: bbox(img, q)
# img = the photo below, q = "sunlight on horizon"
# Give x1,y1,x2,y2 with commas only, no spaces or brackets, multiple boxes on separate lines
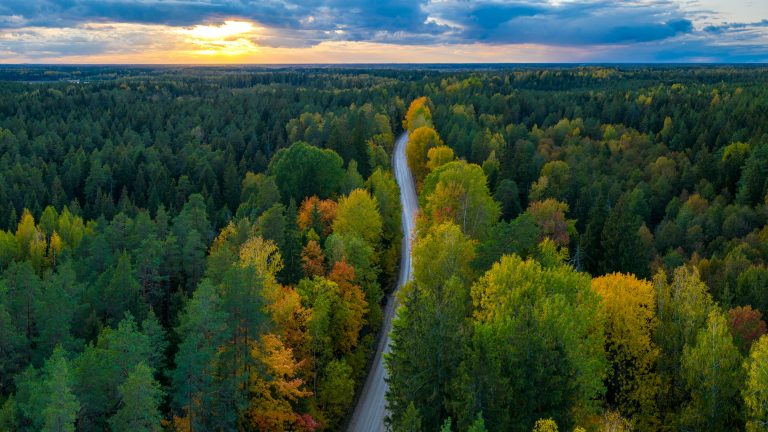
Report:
177,20,262,57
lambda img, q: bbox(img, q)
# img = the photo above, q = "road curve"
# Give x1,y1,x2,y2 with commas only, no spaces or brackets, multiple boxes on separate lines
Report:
347,132,417,432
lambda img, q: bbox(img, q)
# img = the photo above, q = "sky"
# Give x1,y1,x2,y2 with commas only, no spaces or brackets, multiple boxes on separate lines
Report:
0,0,767,63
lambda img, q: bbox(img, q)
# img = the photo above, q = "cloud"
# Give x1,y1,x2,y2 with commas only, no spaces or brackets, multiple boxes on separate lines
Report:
0,0,766,62
0,0,697,45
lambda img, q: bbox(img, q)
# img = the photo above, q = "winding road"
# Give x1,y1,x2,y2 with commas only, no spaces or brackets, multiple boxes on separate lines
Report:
347,132,417,432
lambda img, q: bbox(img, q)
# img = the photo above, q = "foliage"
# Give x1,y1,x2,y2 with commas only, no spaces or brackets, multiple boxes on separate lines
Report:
745,335,768,432
681,310,744,430
269,141,345,203
1,66,768,431
592,273,660,429
407,126,444,185
421,161,500,240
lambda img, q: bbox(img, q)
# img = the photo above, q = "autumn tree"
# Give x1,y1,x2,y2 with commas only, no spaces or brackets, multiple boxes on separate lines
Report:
403,96,433,132
729,306,768,355
332,189,383,246
301,240,325,278
422,161,500,240
592,273,660,429
532,419,558,432
297,196,337,237
427,145,455,171
328,259,368,353
407,126,444,185
247,333,311,432
525,199,575,247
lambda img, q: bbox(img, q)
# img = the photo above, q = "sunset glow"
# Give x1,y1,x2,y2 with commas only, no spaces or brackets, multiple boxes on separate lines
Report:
178,21,262,57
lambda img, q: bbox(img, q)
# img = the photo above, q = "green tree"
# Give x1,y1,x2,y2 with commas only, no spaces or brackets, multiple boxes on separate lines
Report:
681,310,743,430
237,172,281,220
269,141,345,203
318,360,355,426
737,141,768,206
387,223,475,430
494,179,522,220
461,251,605,431
745,335,768,432
257,203,287,250
101,252,144,325
529,160,571,203
393,402,422,432
366,168,402,284
467,413,488,432
73,314,152,431
171,280,230,430
35,264,82,363
600,195,651,278
41,347,79,432
340,159,365,194
653,267,716,418
109,363,162,432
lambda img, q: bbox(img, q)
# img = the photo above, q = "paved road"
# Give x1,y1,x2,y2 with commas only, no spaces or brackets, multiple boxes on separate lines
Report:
347,132,417,432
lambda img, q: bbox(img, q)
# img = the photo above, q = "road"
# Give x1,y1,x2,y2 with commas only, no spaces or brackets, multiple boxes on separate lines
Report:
347,132,417,432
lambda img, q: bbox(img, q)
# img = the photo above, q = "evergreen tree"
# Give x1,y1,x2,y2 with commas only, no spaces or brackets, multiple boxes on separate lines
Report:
41,347,79,432
109,363,162,432
600,196,650,278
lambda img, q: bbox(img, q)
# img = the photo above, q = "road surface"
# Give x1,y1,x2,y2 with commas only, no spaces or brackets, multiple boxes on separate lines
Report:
347,132,417,432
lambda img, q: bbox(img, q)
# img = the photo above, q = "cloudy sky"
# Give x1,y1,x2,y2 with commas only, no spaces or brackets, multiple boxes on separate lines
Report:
0,0,767,63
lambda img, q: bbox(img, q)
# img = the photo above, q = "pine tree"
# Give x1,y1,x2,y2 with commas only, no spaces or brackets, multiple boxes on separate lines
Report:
41,347,79,432
109,363,162,432
600,196,650,278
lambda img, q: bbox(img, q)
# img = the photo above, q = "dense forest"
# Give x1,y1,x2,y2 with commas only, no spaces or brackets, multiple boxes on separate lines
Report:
0,65,767,431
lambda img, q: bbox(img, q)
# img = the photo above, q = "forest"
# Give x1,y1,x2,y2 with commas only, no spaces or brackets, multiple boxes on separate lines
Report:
0,65,767,431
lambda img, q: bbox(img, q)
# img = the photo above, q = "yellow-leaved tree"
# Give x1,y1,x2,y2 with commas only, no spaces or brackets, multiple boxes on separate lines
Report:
247,333,311,432
592,273,661,430
403,96,433,131
332,189,383,246
406,126,444,186
426,145,455,171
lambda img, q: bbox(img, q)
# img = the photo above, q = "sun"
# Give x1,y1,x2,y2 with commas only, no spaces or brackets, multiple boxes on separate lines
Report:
185,21,256,40
178,20,262,58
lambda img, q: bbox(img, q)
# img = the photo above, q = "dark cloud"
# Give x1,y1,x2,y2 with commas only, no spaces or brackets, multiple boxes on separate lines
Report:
704,19,768,33
424,0,695,45
0,0,766,61
0,0,695,45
